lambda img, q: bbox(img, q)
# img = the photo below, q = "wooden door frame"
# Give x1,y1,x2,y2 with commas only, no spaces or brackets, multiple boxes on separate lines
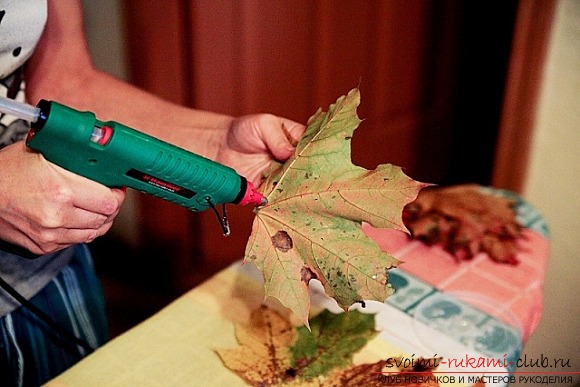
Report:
492,0,556,193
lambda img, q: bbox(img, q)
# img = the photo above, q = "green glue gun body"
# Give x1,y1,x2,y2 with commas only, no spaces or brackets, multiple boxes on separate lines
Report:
0,97,267,257
22,100,266,231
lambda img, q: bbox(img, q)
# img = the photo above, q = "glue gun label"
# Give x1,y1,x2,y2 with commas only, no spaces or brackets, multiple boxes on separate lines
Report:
126,169,196,199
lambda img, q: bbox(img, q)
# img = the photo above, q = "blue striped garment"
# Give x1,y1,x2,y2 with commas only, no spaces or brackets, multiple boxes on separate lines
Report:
0,244,108,387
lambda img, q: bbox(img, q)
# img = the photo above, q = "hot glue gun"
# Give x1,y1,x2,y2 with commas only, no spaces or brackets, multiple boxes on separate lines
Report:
0,97,267,238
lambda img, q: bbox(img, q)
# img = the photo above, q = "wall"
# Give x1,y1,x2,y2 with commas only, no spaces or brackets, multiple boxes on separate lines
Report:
80,0,126,79
516,0,580,385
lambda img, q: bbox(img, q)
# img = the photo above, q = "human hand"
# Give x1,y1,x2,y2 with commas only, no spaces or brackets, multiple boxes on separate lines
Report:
215,114,305,187
0,142,126,255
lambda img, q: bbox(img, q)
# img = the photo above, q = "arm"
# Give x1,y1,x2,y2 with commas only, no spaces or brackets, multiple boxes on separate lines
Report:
25,0,230,158
25,0,304,183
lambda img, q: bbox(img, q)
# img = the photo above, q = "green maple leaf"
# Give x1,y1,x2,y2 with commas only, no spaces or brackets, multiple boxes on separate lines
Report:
291,309,377,379
244,88,426,327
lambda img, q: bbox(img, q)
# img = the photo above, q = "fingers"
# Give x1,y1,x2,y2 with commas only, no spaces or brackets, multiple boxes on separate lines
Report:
3,217,115,255
29,167,126,253
262,116,305,161
280,121,301,147
62,171,125,217
46,163,125,220
10,199,119,255
214,113,307,187
54,218,115,245
280,118,305,147
35,185,123,231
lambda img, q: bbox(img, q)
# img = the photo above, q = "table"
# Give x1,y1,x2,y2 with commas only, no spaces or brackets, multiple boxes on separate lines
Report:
47,190,550,386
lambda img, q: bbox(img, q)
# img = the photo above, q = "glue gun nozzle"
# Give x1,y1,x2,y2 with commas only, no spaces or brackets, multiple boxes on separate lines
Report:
239,180,267,207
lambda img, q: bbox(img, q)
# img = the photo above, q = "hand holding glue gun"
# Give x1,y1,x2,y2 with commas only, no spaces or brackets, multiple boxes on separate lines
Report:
0,96,304,256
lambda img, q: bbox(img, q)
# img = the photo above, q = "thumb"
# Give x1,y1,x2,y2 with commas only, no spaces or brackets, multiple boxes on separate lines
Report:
266,118,305,161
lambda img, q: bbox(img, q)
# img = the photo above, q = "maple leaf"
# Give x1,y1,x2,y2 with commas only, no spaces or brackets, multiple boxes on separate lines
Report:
290,309,378,379
216,306,379,386
215,305,299,386
244,88,426,326
403,184,522,264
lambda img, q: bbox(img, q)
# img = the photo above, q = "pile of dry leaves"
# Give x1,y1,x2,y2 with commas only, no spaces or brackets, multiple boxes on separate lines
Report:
403,184,523,264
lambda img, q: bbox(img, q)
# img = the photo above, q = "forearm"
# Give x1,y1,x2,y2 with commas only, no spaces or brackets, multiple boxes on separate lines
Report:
26,61,234,162
23,0,234,160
